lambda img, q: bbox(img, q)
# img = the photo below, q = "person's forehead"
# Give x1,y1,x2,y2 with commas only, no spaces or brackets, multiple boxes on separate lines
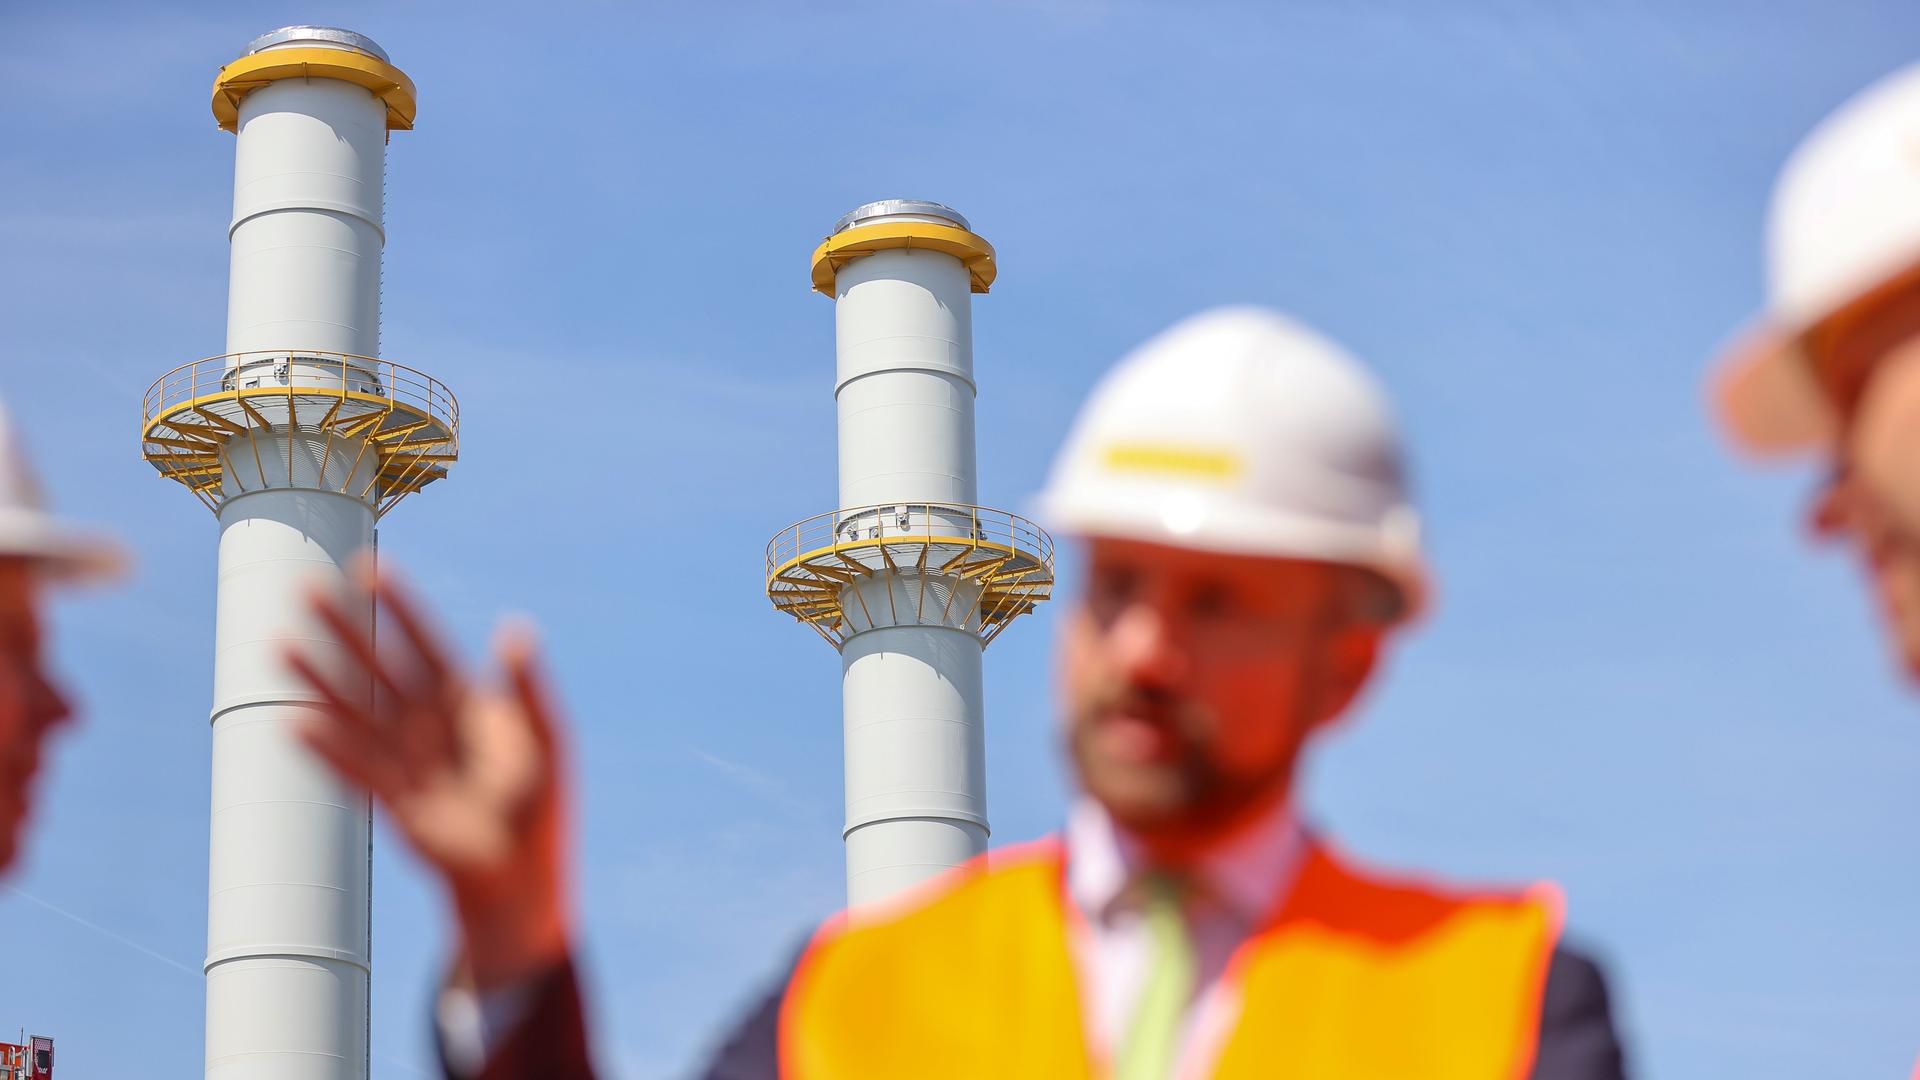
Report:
0,561,35,633
0,558,31,595
1808,279,1920,407
1081,535,1333,582
1842,346,1920,519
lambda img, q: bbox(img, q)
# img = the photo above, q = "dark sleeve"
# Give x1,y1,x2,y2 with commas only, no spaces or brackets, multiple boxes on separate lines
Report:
1527,945,1628,1080
436,955,597,1080
696,949,805,1080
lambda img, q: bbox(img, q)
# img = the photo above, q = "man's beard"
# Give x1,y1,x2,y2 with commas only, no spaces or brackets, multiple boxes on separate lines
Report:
1069,684,1288,839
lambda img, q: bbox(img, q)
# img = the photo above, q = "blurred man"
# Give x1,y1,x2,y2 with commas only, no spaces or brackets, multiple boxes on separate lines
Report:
294,308,1626,1078
1714,63,1920,680
0,402,121,874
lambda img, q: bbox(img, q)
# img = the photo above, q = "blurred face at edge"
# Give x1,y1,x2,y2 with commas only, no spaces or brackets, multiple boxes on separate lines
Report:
1059,535,1386,857
1804,290,1920,681
0,559,70,872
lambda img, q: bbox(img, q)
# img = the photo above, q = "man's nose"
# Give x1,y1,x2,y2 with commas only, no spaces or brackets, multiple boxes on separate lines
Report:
1808,473,1857,539
33,672,72,732
1108,600,1189,685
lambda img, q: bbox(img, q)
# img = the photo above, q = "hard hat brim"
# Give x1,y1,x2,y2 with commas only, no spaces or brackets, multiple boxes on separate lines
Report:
0,511,128,586
1711,250,1920,455
1038,489,1429,625
1709,322,1835,454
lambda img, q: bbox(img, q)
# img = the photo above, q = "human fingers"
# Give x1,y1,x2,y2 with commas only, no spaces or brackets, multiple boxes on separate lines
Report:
496,617,561,765
362,559,457,691
290,646,454,791
285,649,388,750
306,583,414,717
364,563,464,764
295,714,413,805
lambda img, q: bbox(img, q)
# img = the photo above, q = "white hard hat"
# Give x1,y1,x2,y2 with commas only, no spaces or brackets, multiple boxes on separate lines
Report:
1715,62,1920,451
0,401,122,583
1038,306,1426,621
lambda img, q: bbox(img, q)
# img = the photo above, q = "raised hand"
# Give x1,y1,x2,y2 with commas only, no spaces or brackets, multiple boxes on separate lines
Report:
286,557,573,990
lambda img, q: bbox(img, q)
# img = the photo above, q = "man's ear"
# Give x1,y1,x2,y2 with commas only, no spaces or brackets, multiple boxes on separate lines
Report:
1309,625,1382,730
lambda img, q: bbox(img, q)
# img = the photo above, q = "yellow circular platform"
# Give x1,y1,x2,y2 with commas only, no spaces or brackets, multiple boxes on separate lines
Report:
141,352,458,517
767,503,1052,647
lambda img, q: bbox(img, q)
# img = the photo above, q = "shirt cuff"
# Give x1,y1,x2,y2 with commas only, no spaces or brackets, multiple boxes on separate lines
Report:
436,974,538,1078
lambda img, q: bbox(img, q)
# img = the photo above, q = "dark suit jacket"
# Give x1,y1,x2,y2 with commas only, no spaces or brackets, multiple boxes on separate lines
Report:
444,944,1626,1079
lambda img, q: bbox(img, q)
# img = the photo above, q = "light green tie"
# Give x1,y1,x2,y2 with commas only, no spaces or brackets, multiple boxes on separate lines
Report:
1116,874,1196,1080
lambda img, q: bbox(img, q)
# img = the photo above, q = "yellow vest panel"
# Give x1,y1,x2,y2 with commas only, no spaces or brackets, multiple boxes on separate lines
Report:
780,837,1560,1080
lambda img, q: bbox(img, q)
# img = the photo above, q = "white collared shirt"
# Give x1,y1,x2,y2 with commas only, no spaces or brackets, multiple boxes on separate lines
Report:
1063,795,1306,1080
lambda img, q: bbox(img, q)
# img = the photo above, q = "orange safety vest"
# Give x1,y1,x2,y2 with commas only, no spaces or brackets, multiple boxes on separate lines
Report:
780,836,1563,1080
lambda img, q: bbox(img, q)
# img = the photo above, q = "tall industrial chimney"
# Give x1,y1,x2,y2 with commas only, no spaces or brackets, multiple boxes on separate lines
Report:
766,200,1053,906
139,27,457,1078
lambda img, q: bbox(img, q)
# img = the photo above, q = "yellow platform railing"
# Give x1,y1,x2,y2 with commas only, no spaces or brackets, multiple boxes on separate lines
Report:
766,502,1054,646
140,351,459,516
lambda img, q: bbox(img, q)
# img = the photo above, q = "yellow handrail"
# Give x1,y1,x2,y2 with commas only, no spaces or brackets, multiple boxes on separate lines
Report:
139,350,460,518
142,351,459,451
762,501,1054,647
765,502,1054,584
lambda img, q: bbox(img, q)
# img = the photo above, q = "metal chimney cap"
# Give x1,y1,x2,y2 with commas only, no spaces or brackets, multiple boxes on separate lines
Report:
245,26,391,62
832,199,971,235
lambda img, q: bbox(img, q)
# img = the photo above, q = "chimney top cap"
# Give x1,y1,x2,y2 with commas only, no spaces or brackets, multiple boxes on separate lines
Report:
245,26,390,63
832,199,971,235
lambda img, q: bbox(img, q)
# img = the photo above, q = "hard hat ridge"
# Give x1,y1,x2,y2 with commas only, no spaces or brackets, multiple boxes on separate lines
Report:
1039,306,1427,620
1767,64,1920,332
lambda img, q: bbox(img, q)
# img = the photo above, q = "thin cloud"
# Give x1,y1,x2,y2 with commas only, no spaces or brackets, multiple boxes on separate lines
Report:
687,744,822,819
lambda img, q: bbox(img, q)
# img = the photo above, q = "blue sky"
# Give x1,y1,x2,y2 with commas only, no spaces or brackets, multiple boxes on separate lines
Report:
4,1,1919,1075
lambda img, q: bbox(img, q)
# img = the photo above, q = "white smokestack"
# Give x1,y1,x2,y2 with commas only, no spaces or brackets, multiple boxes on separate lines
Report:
140,26,456,1079
768,200,1053,907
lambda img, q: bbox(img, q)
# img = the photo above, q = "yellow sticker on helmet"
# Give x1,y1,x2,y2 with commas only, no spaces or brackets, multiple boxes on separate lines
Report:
1100,443,1243,480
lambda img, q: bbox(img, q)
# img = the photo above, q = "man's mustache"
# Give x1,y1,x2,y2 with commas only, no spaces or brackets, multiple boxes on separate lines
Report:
1087,682,1187,726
